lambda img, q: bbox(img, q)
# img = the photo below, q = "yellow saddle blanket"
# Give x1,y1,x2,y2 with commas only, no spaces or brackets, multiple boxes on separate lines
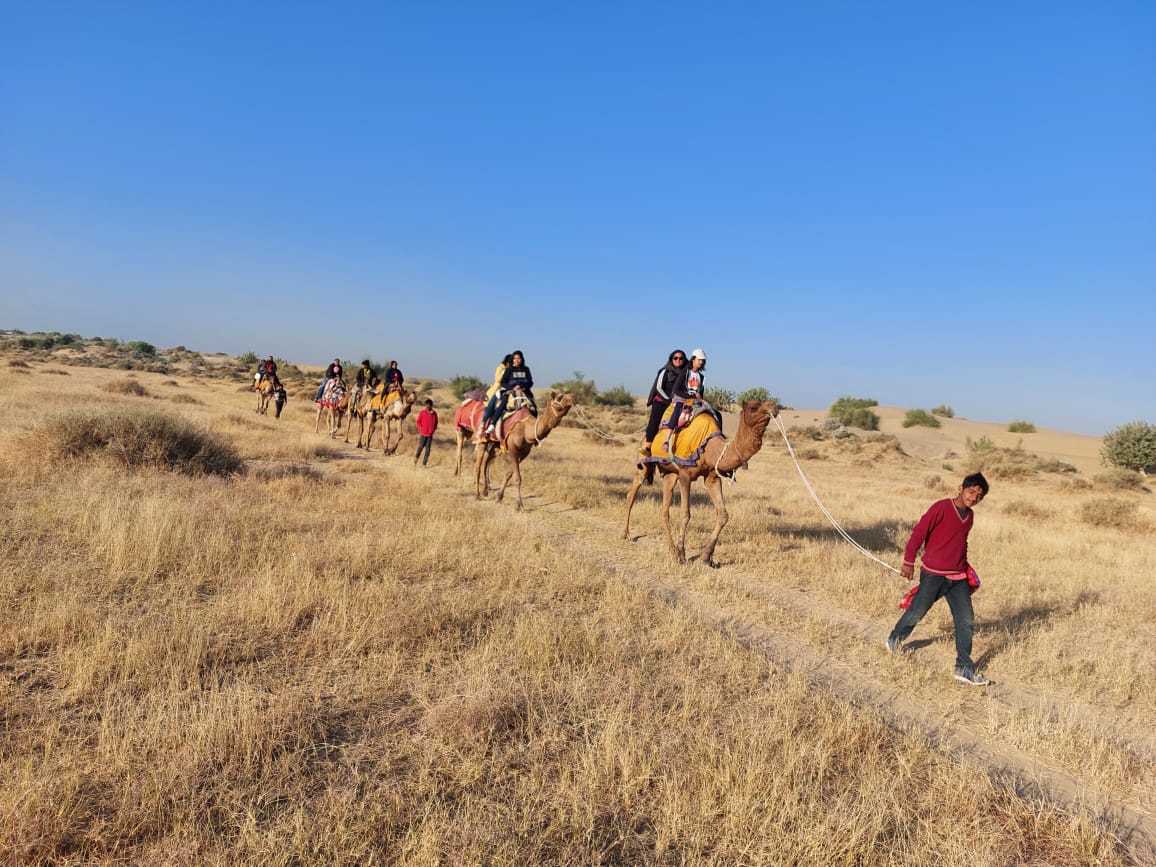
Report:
368,388,402,412
650,408,720,464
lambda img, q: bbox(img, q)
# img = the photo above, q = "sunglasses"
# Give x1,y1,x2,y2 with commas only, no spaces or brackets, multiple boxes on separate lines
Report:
672,356,685,361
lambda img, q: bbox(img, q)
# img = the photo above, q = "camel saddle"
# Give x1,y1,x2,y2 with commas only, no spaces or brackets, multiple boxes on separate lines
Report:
642,409,723,468
368,386,403,412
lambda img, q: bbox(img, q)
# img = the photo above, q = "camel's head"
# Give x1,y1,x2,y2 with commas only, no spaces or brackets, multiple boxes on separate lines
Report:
404,390,417,406
740,399,780,429
548,391,575,418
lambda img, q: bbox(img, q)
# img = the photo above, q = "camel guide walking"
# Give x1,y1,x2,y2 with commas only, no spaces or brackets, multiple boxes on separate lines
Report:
413,399,438,466
885,473,991,686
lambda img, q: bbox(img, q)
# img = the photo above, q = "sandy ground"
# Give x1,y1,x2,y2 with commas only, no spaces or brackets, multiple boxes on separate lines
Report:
784,406,1105,476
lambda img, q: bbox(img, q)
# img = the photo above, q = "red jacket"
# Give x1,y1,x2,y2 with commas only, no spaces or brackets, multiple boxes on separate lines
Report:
415,408,438,437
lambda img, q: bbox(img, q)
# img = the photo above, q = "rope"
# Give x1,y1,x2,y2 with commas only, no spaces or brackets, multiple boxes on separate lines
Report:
569,404,645,443
773,414,901,574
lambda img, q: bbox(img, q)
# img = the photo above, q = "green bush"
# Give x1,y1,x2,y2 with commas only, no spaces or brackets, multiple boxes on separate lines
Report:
902,409,940,428
700,386,733,412
448,375,485,400
829,396,879,430
966,435,995,454
550,372,598,405
1101,421,1156,472
125,340,157,358
931,404,954,418
237,351,259,367
594,385,634,407
1008,420,1036,433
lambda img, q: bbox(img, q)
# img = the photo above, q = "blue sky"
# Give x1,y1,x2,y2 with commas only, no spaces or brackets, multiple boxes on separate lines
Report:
2,2,1152,435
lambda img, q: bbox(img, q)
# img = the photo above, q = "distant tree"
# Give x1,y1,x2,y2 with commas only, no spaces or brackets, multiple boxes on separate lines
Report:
704,386,736,412
737,386,785,406
448,374,485,400
903,409,940,428
829,396,879,430
551,372,598,405
1101,421,1156,472
125,341,157,357
594,385,634,407
237,351,259,367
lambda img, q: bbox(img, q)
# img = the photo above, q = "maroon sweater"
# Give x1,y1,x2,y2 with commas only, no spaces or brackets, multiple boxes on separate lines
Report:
903,498,974,576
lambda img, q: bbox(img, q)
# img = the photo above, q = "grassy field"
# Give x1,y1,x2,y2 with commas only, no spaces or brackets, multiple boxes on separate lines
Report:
1,351,1153,865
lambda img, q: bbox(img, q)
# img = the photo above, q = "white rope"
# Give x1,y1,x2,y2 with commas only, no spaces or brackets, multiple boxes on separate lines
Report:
570,404,644,443
773,415,901,574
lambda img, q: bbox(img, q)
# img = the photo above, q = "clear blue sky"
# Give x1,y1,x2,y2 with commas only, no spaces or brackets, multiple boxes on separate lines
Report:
2,2,1153,435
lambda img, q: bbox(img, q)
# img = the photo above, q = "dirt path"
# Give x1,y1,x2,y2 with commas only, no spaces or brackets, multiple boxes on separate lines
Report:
319,446,1156,864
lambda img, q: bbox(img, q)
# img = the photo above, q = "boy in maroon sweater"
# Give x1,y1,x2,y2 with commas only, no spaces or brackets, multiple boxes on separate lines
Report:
886,473,991,685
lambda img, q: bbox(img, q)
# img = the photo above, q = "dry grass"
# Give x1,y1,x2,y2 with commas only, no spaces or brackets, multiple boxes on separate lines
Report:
0,358,1151,865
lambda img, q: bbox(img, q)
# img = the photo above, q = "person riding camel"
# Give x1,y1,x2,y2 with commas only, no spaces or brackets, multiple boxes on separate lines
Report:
256,355,280,389
485,350,534,436
663,348,707,432
384,360,404,394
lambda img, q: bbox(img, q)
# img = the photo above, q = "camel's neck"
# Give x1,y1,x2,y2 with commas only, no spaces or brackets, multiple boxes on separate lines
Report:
527,406,565,442
716,416,770,471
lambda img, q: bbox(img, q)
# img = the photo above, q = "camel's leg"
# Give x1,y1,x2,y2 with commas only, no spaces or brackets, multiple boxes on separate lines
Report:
495,451,520,508
660,472,685,563
675,473,694,563
344,412,354,444
315,406,324,434
365,416,378,451
454,430,466,476
474,443,490,499
623,465,649,539
700,473,729,567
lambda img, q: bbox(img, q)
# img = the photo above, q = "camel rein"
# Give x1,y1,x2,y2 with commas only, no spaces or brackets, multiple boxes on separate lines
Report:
772,414,900,574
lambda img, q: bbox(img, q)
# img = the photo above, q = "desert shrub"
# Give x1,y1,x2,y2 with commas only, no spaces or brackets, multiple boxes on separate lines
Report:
966,435,995,454
169,394,204,406
1100,421,1156,472
703,386,735,412
1035,457,1078,475
903,409,940,428
594,385,634,407
237,351,259,367
448,375,485,400
1008,420,1037,433
101,379,150,397
931,404,954,417
1078,497,1138,530
125,340,156,358
1093,469,1145,491
829,396,879,430
797,447,824,461
923,474,942,489
8,359,30,368
1002,500,1053,520
550,372,598,406
42,409,242,476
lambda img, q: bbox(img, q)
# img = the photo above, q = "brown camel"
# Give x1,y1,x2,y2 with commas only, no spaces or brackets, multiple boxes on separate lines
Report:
253,378,275,415
344,382,379,448
365,388,416,455
452,398,486,476
474,391,575,509
623,399,780,568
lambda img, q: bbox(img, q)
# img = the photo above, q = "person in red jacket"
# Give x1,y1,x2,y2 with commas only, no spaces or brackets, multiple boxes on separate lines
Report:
885,472,991,685
413,399,438,466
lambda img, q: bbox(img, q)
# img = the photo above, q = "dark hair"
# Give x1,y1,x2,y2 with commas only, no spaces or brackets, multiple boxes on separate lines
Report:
501,354,513,366
361,359,370,366
668,349,687,364
511,350,525,362
390,360,397,367
962,472,989,495
424,399,433,407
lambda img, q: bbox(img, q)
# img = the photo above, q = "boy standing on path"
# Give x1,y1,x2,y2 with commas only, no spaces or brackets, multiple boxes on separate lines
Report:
886,473,991,686
413,399,438,466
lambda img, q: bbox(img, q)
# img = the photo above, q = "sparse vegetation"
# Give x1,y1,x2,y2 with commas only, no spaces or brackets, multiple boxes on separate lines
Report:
1008,420,1037,433
931,404,954,418
829,396,879,431
703,386,736,412
903,409,940,428
101,379,150,397
449,374,486,399
1100,420,1156,472
1093,468,1145,491
550,372,598,405
594,384,634,407
1078,497,1139,530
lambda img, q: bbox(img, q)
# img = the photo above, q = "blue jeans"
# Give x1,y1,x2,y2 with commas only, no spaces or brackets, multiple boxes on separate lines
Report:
889,569,975,669
414,435,433,465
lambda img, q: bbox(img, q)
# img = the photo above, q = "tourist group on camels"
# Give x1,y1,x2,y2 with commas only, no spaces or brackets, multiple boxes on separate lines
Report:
253,347,781,564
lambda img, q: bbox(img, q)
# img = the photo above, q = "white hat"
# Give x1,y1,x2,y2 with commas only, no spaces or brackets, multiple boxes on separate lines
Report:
690,348,707,361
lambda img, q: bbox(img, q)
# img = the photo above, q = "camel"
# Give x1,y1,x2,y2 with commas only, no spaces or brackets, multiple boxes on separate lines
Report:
474,391,575,509
343,383,377,448
364,388,416,455
314,378,348,438
623,399,780,568
253,377,275,414
452,398,487,476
